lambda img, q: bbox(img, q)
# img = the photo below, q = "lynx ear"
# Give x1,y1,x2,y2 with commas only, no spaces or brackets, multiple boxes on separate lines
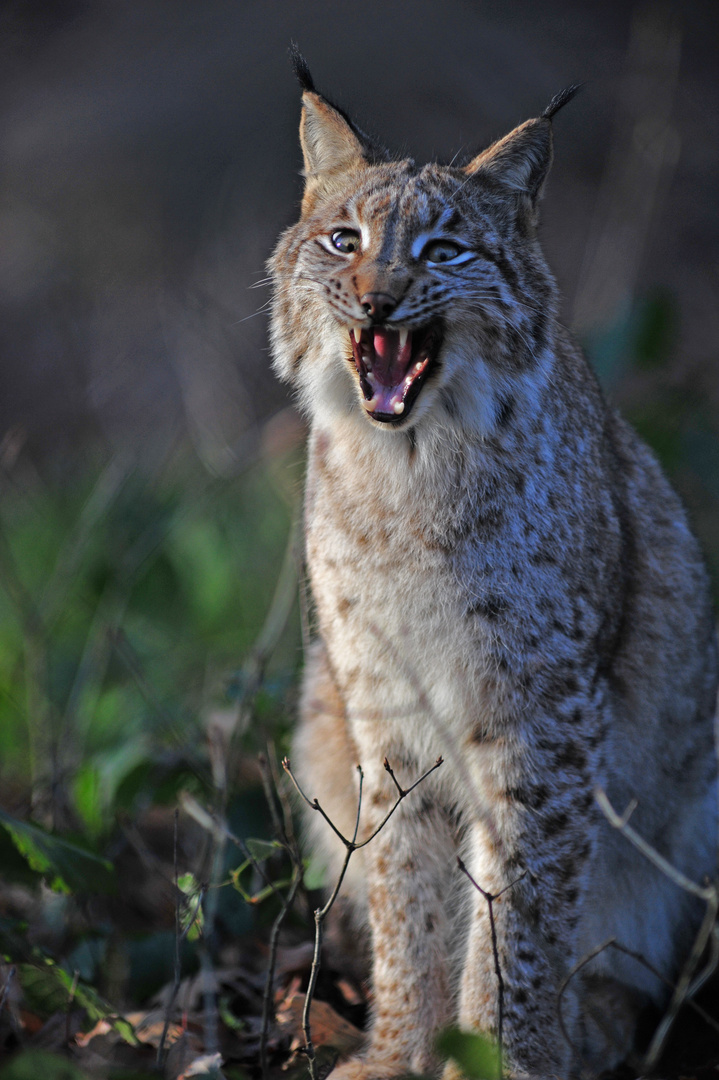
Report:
464,85,581,202
290,45,376,179
299,92,366,177
464,117,554,201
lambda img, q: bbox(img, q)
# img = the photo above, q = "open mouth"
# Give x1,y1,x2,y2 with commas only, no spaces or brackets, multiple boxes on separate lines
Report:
348,322,442,424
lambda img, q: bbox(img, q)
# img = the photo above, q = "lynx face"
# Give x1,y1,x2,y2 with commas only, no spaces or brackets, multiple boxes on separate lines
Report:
270,92,561,436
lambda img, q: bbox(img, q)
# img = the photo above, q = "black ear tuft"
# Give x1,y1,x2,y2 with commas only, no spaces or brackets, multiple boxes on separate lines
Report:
289,42,315,93
542,83,583,120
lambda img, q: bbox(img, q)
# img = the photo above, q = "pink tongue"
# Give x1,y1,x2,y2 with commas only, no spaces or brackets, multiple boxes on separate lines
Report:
372,328,411,387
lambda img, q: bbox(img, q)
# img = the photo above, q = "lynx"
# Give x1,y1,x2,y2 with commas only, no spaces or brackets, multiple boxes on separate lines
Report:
269,55,718,1080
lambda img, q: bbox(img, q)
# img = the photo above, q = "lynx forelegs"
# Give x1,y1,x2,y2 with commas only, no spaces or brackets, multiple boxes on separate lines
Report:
452,891,573,1079
333,775,456,1080
293,642,368,915
451,822,640,1080
296,645,456,1078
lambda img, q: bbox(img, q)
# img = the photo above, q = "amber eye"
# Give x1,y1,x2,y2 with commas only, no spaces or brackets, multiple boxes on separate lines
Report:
423,239,464,264
331,228,361,254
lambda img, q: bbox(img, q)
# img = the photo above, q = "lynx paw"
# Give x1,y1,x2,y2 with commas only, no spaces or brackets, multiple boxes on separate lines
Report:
330,1056,410,1080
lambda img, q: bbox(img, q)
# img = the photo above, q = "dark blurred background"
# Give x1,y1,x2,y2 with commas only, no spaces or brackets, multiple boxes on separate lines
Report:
0,0,717,471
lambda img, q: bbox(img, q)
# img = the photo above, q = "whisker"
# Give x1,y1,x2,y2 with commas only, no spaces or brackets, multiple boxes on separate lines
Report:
230,299,273,325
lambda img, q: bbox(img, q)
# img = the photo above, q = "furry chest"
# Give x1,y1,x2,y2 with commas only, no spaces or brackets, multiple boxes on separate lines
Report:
305,480,491,749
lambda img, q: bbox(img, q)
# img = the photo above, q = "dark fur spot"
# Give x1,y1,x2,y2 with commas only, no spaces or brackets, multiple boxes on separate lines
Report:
470,721,493,744
528,784,549,810
554,743,587,771
510,470,526,495
531,549,556,566
543,809,569,835
467,595,508,619
496,396,515,428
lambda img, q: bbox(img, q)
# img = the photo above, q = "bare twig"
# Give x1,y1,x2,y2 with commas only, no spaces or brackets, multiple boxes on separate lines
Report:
284,755,444,852
557,935,719,1070
198,833,225,1058
158,809,182,1068
595,788,715,902
688,920,719,997
643,892,718,1071
284,755,443,1080
457,861,527,1077
593,789,719,1070
260,860,302,1080
268,741,300,850
258,751,305,1080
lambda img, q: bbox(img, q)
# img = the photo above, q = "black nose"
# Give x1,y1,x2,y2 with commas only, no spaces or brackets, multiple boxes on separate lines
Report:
360,292,398,321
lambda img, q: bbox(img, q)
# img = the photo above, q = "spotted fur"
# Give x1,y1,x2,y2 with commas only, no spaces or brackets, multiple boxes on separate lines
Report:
269,71,718,1080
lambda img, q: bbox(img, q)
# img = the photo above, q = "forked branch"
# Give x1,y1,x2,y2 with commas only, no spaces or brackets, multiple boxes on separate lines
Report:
283,754,443,1080
457,860,527,1078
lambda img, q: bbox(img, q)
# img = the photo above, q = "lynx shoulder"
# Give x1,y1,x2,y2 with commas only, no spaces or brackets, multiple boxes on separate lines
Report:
269,61,718,1080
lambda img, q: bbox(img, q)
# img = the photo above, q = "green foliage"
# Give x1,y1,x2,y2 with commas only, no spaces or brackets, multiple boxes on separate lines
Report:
17,960,137,1043
0,447,302,1039
436,1028,501,1080
0,1051,87,1080
0,453,299,826
0,808,115,894
178,871,205,940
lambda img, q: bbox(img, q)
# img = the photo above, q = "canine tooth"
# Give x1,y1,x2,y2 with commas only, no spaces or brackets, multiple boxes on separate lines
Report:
393,400,405,415
352,326,362,343
364,395,378,412
399,328,408,350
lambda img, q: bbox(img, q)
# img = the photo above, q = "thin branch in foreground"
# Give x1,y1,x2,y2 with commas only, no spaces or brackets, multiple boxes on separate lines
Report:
157,809,181,1068
557,935,719,1072
457,861,527,1078
283,755,443,1080
592,789,719,1071
595,788,715,901
258,751,304,1080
